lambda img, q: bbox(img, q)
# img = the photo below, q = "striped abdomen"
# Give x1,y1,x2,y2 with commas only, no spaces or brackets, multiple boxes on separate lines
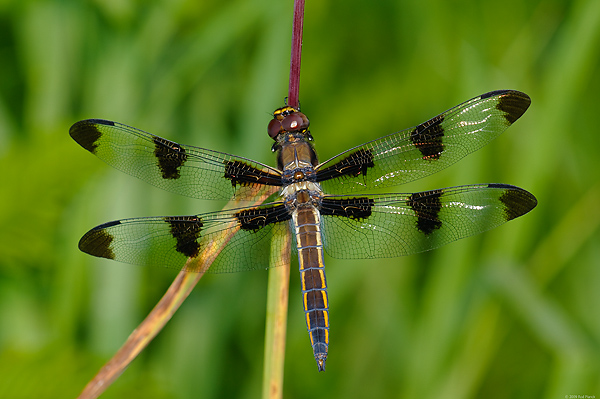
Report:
292,205,329,371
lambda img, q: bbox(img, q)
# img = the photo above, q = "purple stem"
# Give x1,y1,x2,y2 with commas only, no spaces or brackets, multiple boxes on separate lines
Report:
288,0,304,109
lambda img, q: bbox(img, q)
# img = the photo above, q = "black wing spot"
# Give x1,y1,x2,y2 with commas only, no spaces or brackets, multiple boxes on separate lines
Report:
480,89,510,99
492,184,538,221
69,120,109,154
224,160,282,188
165,216,203,258
235,205,290,231
407,189,443,235
410,114,445,160
316,148,375,182
496,91,531,124
78,222,118,259
320,197,374,220
153,137,188,180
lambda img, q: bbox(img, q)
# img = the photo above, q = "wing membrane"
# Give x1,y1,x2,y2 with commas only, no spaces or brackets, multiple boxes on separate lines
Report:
316,90,530,194
78,201,293,273
320,184,537,259
69,119,282,201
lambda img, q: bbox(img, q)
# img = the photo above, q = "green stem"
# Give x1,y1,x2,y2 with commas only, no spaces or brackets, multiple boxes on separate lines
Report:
262,230,292,399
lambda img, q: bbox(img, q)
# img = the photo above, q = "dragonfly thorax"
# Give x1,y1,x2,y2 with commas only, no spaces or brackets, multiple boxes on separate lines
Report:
281,166,317,186
281,181,322,200
283,187,323,212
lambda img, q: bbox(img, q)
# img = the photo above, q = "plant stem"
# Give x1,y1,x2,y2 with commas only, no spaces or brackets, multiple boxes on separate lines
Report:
77,187,275,399
262,231,292,399
287,0,305,109
262,1,305,397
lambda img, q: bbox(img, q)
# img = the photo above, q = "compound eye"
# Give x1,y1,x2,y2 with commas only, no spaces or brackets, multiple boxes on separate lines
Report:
282,114,304,132
267,118,282,139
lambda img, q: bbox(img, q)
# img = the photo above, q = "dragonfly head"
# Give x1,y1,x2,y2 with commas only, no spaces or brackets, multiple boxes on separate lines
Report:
268,105,310,140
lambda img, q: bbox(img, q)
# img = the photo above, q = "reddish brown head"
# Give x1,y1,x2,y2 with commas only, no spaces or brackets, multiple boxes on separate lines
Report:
267,106,310,140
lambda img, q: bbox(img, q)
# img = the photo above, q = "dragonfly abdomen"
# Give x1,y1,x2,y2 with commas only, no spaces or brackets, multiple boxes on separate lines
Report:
292,205,329,372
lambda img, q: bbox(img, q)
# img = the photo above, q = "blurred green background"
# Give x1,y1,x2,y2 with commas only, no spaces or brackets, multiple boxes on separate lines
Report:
1,0,599,398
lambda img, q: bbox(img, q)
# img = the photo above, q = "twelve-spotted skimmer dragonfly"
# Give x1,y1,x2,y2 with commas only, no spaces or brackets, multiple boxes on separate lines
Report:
70,90,537,371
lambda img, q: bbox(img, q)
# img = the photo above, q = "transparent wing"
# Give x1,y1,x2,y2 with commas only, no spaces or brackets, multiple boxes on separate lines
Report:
316,90,530,194
320,184,537,259
77,201,293,273
69,119,282,201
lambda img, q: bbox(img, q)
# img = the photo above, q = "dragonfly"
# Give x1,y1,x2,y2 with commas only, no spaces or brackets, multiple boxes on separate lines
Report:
70,89,537,371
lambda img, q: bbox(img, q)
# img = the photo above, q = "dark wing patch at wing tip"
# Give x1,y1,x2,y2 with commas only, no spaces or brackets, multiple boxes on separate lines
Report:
487,183,514,189
87,119,115,126
496,91,531,124
408,189,443,235
153,137,188,180
480,89,511,99
165,216,203,258
69,120,104,154
94,220,122,229
78,226,116,260
496,186,538,221
410,114,445,160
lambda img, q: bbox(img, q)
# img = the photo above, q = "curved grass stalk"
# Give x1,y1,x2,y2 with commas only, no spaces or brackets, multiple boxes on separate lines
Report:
77,187,276,399
262,229,292,399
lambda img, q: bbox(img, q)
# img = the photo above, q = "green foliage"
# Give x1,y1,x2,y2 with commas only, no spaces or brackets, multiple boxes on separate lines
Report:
1,0,599,398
